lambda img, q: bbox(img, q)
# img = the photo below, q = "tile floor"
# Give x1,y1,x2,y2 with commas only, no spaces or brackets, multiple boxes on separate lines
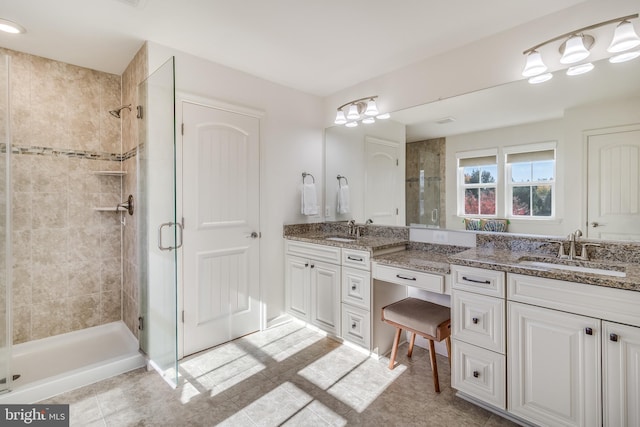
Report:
41,320,518,426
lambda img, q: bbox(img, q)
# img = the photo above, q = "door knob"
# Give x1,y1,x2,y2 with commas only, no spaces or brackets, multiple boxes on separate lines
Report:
590,222,599,228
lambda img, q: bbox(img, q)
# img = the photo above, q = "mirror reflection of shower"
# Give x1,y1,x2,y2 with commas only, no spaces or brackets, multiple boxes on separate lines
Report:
109,104,132,118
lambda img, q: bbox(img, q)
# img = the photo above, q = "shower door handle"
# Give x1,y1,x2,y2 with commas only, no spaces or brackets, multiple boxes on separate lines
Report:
158,222,184,251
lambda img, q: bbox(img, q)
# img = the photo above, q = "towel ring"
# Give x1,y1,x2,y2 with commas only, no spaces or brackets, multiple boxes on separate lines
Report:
337,175,349,185
302,172,315,183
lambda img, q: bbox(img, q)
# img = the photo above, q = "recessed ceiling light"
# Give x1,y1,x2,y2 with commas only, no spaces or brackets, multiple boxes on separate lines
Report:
0,18,26,34
436,117,456,125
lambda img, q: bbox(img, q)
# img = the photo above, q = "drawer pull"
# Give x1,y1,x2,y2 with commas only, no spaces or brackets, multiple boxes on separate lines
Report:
472,317,479,324
351,284,357,291
396,274,417,281
462,276,491,285
473,371,480,378
347,256,364,262
585,327,593,336
610,333,619,342
351,322,357,329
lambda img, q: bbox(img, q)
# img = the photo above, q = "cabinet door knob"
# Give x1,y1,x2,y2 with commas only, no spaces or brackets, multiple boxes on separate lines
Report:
473,371,480,378
472,317,479,324
610,333,619,342
351,322,357,329
351,284,357,291
310,264,315,268
585,327,593,335
304,263,309,267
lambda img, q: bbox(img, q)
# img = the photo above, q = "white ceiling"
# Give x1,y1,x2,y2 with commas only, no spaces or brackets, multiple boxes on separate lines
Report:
0,0,587,96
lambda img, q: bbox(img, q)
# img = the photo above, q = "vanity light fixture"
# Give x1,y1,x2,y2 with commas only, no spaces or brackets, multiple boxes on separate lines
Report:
334,96,390,127
0,18,26,34
522,13,640,83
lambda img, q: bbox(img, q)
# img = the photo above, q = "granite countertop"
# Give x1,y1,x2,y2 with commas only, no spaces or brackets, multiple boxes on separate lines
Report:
284,233,408,252
450,247,640,292
372,249,453,275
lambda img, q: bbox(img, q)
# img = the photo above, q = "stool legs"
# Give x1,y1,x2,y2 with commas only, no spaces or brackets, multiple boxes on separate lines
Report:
428,339,440,393
445,336,452,368
407,333,416,358
389,327,403,369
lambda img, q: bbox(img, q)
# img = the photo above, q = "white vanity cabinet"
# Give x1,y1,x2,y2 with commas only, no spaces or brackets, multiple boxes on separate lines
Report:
285,240,342,336
341,248,372,348
507,272,640,427
603,321,640,427
508,301,601,427
450,265,507,410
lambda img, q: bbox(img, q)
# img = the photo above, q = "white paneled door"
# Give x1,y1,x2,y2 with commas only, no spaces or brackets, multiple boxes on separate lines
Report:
182,101,260,356
364,136,401,225
587,127,640,241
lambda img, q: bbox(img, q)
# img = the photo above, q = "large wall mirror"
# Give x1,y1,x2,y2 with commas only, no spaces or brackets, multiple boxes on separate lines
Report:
324,56,640,240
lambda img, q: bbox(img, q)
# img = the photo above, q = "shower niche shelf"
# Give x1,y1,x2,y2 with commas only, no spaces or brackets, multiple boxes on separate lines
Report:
92,171,127,176
94,207,128,212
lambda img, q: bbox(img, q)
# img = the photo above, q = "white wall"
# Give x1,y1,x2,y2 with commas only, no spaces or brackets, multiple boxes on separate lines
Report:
147,42,325,323
445,95,640,236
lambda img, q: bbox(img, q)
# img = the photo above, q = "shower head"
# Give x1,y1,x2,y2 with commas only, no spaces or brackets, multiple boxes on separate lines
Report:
109,104,132,118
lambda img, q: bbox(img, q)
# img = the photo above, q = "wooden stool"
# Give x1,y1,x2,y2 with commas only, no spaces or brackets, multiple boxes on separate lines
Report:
381,297,451,392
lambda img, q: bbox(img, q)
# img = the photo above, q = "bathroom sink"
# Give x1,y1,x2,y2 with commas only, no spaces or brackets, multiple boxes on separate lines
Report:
517,260,626,278
325,236,357,243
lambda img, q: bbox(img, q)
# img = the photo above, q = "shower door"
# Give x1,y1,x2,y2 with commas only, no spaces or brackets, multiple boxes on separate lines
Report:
138,57,179,386
0,55,10,394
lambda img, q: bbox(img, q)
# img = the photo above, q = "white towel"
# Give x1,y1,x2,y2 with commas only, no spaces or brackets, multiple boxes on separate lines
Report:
301,183,318,215
337,184,350,214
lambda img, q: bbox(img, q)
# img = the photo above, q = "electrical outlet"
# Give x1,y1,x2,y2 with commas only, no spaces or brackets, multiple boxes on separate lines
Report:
433,230,448,243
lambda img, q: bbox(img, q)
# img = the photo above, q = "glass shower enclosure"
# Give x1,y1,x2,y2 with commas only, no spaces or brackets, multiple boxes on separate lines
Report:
0,55,11,394
138,57,180,386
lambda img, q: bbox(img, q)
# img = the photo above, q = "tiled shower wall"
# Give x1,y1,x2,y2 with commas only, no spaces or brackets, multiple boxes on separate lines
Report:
406,138,446,228
122,44,148,338
2,47,125,343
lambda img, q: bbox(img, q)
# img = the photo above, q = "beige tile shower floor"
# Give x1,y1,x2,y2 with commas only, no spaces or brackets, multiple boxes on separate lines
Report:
41,320,517,426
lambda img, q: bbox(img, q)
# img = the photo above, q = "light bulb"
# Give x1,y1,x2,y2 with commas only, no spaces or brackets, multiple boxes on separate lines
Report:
609,50,640,63
334,110,347,125
608,21,640,53
376,113,390,119
566,63,594,76
362,117,375,124
346,103,360,120
560,35,590,64
345,121,358,128
522,51,547,77
528,73,553,84
364,99,379,116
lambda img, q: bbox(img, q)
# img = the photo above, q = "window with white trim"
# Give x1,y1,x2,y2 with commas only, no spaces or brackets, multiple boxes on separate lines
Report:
457,151,498,216
505,143,556,218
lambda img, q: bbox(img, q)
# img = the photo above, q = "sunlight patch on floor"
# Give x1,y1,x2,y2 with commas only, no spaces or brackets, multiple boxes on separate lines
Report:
218,381,346,427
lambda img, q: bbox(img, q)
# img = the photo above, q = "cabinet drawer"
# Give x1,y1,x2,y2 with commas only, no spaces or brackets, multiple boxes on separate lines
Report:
342,248,370,270
285,240,341,264
452,340,506,410
452,290,505,354
341,304,371,349
451,265,505,298
373,263,444,293
342,267,371,310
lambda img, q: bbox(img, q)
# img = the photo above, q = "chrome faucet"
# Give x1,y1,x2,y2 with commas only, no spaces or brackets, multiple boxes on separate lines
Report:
347,219,356,236
551,229,584,260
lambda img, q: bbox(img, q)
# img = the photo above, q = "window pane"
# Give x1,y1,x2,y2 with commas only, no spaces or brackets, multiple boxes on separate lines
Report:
512,186,531,216
464,188,479,214
511,162,532,183
532,160,554,182
481,165,497,184
464,167,480,184
480,188,496,215
532,185,552,216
